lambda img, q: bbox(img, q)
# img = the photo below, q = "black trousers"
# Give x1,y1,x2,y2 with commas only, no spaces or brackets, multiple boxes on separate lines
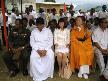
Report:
3,48,30,72
0,39,2,50
1,26,8,46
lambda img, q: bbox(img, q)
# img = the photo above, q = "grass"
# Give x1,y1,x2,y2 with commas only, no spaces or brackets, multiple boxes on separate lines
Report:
0,50,99,81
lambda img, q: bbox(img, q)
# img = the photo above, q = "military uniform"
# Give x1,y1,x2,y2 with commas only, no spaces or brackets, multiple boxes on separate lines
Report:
3,28,31,76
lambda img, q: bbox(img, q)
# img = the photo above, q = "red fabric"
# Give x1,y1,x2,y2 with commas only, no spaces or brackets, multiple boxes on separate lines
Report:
1,0,8,48
64,3,67,13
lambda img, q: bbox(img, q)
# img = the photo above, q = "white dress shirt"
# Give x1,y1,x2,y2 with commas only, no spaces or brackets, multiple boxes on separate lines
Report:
30,27,53,51
92,27,108,49
98,11,108,18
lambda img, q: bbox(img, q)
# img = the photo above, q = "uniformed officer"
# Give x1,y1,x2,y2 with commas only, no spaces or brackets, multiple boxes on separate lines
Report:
3,19,31,77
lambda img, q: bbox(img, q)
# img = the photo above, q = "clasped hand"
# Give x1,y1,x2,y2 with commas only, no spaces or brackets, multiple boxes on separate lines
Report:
37,50,47,57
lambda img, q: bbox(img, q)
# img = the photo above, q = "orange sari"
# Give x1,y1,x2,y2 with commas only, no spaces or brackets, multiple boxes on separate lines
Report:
70,25,94,71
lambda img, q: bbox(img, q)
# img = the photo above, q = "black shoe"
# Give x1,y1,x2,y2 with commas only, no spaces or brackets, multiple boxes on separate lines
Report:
23,70,28,76
9,69,19,77
9,71,17,77
15,69,19,74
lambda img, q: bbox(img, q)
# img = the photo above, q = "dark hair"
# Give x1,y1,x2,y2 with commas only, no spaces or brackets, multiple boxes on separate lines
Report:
75,16,86,26
29,5,33,8
22,18,28,22
39,8,44,13
69,18,75,28
47,19,57,28
57,18,66,29
15,19,21,24
75,16,88,30
29,19,35,25
102,5,107,9
36,17,44,25
12,8,15,12
77,16,86,22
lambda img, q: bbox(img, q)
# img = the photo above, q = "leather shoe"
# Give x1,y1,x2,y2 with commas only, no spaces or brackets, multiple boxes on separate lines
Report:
23,70,28,76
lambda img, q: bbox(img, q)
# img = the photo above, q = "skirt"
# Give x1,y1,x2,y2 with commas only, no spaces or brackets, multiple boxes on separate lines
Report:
55,45,69,54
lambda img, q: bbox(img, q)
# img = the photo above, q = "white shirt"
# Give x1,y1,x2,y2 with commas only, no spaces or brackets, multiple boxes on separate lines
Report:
54,28,70,46
11,13,16,26
49,13,58,21
26,25,36,32
38,12,46,19
30,27,53,51
86,12,98,20
98,11,108,18
0,14,12,27
92,27,108,49
30,10,37,18
16,15,22,19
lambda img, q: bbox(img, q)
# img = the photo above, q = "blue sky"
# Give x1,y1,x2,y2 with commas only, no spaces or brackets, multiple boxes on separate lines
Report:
36,0,108,5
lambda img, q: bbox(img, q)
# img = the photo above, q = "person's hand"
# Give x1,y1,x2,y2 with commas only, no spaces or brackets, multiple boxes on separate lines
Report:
66,44,70,47
101,49,108,55
37,50,43,57
55,44,58,47
11,48,16,53
41,50,47,57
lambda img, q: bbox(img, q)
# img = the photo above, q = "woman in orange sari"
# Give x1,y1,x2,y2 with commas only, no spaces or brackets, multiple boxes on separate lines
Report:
70,16,94,79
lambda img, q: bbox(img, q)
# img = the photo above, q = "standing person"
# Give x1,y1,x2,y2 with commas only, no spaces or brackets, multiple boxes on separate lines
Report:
30,17,54,81
26,19,36,32
23,7,34,22
86,8,98,20
3,19,31,77
98,5,108,18
29,5,37,18
1,14,11,46
70,16,94,79
38,8,46,25
15,10,22,19
10,8,16,27
92,18,108,80
58,9,65,19
54,18,70,78
49,8,58,21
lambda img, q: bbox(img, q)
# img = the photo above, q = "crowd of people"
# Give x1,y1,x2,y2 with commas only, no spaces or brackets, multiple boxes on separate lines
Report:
0,4,108,81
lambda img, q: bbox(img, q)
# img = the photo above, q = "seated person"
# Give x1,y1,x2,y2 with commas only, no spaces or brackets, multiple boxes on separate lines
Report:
30,17,54,81
3,19,31,77
92,18,108,80
70,16,94,79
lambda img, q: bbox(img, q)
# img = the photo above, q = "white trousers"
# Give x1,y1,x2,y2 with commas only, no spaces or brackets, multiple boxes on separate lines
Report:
95,48,105,74
79,65,89,74
30,49,54,81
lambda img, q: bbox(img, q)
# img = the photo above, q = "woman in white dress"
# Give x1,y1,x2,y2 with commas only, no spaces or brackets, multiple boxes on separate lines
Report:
54,18,70,78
